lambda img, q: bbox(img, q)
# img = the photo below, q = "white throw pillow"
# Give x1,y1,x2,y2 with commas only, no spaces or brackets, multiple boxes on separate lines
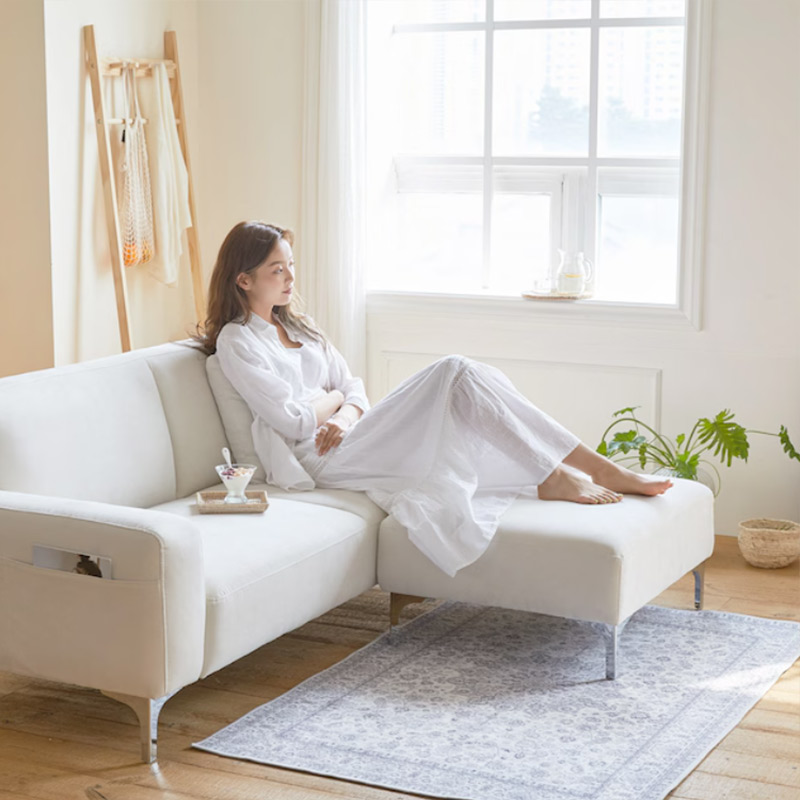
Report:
205,354,267,483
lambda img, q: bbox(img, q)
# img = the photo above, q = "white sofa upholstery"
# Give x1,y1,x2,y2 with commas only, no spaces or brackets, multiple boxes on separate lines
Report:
0,340,386,761
0,340,714,763
379,480,713,626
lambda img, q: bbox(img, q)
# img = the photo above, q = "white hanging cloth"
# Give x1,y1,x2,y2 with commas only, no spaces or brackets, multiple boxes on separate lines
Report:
139,62,192,287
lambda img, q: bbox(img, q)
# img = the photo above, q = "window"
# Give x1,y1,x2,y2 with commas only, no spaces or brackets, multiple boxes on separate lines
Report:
365,0,708,315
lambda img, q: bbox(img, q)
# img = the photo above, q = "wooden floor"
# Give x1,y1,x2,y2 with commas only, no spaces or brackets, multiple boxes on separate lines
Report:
0,535,797,800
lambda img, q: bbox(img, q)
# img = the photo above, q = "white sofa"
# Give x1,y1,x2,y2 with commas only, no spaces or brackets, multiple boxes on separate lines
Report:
0,340,714,764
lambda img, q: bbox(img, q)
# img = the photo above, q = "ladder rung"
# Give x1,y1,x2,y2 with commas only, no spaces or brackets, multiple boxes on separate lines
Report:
106,118,182,125
101,64,177,78
104,57,176,68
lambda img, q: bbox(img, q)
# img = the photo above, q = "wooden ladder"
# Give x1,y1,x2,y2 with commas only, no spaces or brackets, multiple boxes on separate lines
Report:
83,24,205,352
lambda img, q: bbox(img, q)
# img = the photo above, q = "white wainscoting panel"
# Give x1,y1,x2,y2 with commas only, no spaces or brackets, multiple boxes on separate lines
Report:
378,351,662,449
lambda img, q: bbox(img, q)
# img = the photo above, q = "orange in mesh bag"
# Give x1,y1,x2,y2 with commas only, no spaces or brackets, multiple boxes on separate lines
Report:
119,63,155,267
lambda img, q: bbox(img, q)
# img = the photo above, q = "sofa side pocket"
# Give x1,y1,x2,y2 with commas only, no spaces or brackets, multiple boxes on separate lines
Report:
0,556,168,698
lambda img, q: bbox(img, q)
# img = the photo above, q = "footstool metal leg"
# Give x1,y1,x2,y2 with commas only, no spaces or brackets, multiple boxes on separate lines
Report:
605,625,620,680
599,617,631,680
692,559,707,610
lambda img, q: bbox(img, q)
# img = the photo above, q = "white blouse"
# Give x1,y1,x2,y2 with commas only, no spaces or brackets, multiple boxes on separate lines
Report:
215,311,370,488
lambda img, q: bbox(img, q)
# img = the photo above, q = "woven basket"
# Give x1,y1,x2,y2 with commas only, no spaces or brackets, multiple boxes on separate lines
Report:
738,518,800,569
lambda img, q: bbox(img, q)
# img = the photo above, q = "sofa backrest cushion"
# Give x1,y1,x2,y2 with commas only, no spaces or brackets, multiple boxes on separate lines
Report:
145,344,230,497
205,354,267,483
0,341,228,507
0,355,174,506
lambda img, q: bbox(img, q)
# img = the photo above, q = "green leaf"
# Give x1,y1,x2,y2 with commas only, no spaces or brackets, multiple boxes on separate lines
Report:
676,433,685,448
597,440,608,456
696,410,749,467
607,430,648,456
638,443,648,469
673,451,700,480
779,425,800,463
613,405,641,418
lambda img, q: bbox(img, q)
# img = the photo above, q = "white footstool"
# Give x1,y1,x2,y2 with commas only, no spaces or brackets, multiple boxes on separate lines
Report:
377,477,714,679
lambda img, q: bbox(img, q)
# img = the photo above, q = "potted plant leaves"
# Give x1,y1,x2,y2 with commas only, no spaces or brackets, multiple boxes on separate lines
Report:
596,406,800,497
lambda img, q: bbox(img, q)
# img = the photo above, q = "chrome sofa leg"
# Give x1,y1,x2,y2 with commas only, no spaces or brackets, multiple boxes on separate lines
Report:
595,617,630,680
101,689,178,763
692,559,708,610
605,625,620,680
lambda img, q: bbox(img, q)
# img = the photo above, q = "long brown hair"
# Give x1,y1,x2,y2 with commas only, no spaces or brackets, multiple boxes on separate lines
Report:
189,221,329,355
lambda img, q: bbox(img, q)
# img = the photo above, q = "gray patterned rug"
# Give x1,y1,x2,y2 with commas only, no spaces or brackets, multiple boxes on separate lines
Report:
192,602,800,800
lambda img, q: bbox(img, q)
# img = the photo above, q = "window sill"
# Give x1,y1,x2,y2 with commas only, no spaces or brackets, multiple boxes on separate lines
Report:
366,290,700,330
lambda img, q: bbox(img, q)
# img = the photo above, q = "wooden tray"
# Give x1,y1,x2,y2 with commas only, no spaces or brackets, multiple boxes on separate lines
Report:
196,490,269,514
522,289,593,301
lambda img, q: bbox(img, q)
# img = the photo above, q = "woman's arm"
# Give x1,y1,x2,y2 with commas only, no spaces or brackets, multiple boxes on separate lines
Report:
325,342,370,417
312,390,345,427
329,402,363,428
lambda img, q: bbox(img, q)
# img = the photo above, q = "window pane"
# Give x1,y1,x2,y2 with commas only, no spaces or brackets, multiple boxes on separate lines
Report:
392,32,484,156
494,29,590,156
392,0,485,24
601,0,685,18
369,193,483,292
491,194,552,292
596,194,679,304
598,26,685,157
495,0,590,21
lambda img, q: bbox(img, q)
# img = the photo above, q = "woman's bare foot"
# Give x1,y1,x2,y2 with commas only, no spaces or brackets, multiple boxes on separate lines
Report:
538,466,623,504
592,460,673,496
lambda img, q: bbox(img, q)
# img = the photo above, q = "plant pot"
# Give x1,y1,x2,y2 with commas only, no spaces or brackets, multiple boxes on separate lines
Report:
738,518,800,569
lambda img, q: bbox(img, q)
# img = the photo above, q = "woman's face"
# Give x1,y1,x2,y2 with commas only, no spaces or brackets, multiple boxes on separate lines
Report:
236,238,295,314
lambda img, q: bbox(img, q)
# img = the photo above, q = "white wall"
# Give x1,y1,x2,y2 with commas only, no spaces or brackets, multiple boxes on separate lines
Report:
0,0,54,378
195,0,307,297
43,0,201,364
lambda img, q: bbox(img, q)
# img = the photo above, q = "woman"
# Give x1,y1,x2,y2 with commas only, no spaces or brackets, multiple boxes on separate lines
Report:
192,221,672,577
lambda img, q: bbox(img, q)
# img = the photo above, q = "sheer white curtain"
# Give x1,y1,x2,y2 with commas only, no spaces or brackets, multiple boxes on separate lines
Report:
299,0,368,380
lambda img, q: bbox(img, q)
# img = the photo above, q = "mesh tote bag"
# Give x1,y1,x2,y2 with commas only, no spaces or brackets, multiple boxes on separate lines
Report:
119,62,155,267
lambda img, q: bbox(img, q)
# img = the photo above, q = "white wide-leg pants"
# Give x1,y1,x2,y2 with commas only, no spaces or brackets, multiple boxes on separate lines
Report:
304,355,582,576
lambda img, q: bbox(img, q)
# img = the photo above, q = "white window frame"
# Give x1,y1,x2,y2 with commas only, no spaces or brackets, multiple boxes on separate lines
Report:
366,0,713,331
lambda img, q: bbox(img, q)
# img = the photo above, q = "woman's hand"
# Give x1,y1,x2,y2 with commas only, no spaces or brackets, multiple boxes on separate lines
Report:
315,415,348,456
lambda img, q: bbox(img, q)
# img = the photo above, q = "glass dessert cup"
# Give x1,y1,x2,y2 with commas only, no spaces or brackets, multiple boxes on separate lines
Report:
215,463,257,504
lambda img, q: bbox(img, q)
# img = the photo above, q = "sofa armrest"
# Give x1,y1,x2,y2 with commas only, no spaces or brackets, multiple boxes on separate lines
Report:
0,490,206,699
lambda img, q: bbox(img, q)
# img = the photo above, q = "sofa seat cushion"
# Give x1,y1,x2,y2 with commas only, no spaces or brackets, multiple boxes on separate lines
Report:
265,485,387,530
150,485,378,677
377,478,714,626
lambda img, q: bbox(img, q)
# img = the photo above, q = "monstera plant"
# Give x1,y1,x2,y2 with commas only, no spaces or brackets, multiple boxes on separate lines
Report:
597,406,800,496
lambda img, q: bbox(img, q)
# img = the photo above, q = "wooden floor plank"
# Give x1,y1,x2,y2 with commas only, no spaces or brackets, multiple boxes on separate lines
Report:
738,708,800,736
694,750,800,788
716,728,800,762
671,771,800,800
0,534,796,800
